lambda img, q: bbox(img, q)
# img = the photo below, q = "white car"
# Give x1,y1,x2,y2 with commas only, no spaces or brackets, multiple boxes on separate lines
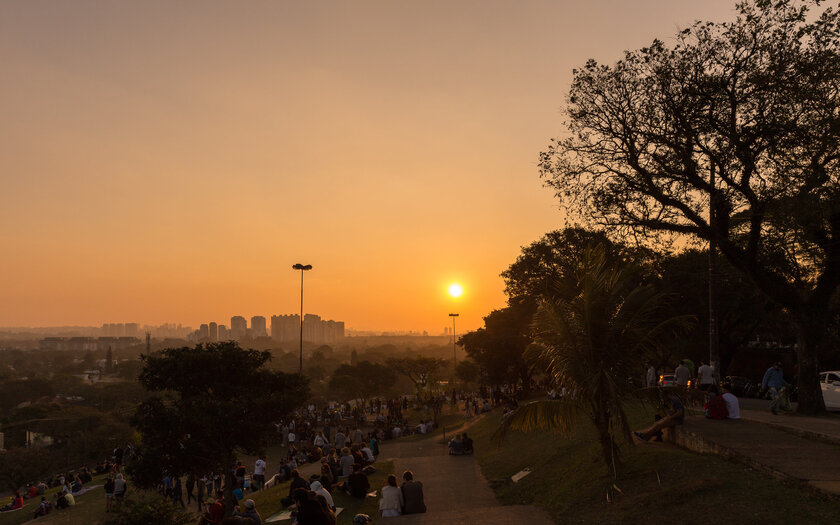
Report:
819,371,840,409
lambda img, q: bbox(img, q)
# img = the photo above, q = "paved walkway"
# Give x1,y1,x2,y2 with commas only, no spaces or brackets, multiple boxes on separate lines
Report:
675,408,840,496
379,425,554,524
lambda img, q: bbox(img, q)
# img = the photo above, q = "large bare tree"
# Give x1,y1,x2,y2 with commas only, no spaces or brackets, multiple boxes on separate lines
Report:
539,0,840,413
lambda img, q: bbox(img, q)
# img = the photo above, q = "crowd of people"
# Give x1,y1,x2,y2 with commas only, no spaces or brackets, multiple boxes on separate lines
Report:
3,386,519,523
0,445,132,520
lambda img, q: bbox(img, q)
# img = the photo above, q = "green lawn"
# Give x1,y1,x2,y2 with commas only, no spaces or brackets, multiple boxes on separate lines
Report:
0,473,119,525
471,404,840,524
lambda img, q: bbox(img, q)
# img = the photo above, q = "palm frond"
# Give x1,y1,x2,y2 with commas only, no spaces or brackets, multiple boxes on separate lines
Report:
492,400,582,445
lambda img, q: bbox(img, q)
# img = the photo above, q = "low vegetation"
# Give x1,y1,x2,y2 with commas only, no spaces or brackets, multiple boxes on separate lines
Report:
472,407,840,524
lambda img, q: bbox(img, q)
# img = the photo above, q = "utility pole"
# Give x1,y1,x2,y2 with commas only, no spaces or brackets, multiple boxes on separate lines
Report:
292,263,313,375
449,313,459,365
709,164,720,383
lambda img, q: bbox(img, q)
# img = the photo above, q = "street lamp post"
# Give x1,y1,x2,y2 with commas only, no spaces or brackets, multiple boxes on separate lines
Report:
292,263,312,375
449,313,459,365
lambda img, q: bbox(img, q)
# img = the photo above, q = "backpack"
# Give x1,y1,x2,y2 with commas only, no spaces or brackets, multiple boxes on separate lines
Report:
705,396,728,420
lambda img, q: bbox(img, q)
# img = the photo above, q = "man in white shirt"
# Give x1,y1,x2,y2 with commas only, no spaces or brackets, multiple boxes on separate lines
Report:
697,361,716,391
361,445,375,463
675,362,691,387
253,456,266,491
721,383,740,419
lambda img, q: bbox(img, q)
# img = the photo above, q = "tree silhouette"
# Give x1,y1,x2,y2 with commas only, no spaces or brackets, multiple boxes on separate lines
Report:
130,342,308,515
498,246,692,475
539,0,840,413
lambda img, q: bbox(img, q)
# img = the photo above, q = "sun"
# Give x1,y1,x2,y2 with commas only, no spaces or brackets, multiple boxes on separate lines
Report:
448,283,463,298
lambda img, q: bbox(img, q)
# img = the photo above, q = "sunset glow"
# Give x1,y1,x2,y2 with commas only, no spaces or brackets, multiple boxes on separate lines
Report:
448,284,464,298
0,0,736,334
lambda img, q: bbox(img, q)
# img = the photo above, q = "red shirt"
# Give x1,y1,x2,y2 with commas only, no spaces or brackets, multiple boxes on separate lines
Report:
12,496,23,509
209,502,224,524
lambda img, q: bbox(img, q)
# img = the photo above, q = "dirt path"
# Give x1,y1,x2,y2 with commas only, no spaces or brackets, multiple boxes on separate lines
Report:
379,425,554,524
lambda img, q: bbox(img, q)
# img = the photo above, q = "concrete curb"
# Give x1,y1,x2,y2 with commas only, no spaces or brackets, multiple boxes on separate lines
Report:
673,424,840,500
739,415,840,447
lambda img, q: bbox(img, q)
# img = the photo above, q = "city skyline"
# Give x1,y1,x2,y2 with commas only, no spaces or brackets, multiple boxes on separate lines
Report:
1,0,736,333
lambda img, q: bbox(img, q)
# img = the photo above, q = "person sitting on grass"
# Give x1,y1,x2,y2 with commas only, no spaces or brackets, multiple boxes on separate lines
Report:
231,498,262,525
291,488,336,525
281,469,310,507
339,447,355,477
310,480,335,512
345,464,370,499
633,396,685,442
32,496,51,518
1,491,23,512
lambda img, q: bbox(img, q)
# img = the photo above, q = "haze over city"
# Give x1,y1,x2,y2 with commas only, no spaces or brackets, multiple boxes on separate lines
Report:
2,0,734,333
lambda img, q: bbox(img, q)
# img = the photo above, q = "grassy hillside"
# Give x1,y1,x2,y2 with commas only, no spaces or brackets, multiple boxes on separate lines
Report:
470,406,840,524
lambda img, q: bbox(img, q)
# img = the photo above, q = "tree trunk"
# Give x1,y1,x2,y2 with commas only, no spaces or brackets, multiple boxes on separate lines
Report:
796,318,827,415
597,424,619,477
223,453,236,517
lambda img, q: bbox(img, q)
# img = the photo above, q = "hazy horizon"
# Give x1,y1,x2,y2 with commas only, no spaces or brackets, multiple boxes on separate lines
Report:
2,0,735,333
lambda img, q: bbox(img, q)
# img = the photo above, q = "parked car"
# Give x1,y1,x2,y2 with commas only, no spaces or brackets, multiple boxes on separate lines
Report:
819,371,840,409
659,374,677,387
723,375,757,398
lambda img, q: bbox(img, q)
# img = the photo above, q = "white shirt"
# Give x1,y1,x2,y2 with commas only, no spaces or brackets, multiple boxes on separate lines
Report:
254,459,266,476
722,392,740,419
379,485,404,512
287,432,296,443
361,447,375,462
698,365,715,385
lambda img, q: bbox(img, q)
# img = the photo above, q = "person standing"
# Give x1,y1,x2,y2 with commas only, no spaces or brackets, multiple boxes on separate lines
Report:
761,361,789,415
112,473,127,511
253,455,266,492
401,471,426,514
196,475,206,513
186,473,195,505
696,361,716,391
172,477,185,508
104,475,115,512
646,364,657,387
675,361,691,387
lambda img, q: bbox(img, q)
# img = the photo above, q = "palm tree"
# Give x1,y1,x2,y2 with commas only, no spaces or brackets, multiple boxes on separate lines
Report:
497,244,692,476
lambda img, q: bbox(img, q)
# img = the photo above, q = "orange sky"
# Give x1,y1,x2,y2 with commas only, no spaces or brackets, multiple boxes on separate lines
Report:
0,0,735,333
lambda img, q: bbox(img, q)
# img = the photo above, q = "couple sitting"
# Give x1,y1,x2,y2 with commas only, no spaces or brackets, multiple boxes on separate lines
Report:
447,433,474,455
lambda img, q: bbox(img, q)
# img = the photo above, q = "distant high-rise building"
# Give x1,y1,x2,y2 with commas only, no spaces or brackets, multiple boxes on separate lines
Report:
218,325,228,340
271,314,299,343
251,316,267,338
199,324,209,340
124,323,139,337
230,316,247,340
208,322,218,342
303,314,321,342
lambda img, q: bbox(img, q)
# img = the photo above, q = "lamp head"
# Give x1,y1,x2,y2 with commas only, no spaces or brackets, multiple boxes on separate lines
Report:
449,313,459,317
292,264,313,271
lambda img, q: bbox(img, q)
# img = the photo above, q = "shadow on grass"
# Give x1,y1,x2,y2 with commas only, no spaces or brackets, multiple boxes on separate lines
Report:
470,403,840,524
